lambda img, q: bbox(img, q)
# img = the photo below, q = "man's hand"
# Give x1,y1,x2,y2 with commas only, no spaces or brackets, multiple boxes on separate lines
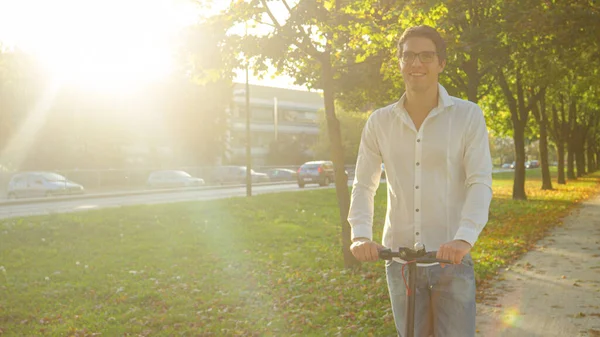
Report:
436,240,472,267
350,238,385,262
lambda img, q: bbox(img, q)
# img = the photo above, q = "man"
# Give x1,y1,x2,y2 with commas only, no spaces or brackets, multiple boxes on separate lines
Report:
348,25,492,337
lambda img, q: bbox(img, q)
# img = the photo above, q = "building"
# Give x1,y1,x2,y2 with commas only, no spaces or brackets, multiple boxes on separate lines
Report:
227,83,324,166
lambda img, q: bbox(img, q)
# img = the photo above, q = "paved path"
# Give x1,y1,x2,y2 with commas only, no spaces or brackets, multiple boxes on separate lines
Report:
476,194,600,337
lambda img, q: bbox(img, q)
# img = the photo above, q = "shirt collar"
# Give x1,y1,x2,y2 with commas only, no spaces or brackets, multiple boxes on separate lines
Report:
394,83,455,117
437,84,455,108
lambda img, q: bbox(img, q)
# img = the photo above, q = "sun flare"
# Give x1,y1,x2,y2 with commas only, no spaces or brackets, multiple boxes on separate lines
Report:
0,0,200,91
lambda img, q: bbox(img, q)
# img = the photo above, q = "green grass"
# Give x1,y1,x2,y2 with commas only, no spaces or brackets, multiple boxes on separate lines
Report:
1,168,599,336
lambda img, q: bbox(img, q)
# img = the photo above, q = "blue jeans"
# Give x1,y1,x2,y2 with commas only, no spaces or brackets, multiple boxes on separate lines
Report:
385,255,476,337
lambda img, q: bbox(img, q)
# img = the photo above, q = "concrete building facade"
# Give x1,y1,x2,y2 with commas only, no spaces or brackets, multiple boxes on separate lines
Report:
226,83,324,165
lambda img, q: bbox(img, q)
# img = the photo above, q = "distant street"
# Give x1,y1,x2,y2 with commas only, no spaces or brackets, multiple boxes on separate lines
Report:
0,182,333,220
0,169,511,220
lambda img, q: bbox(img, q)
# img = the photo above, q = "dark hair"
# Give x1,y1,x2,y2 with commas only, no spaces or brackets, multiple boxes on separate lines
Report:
397,25,446,64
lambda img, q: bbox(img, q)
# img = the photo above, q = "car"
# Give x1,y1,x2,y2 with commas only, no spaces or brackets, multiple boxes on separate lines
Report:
501,163,512,169
7,171,85,199
525,160,540,169
509,161,525,169
297,160,335,188
264,168,297,182
214,166,270,184
146,170,205,188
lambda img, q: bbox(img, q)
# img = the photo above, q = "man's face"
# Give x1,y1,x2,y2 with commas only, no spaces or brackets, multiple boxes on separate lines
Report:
399,37,445,93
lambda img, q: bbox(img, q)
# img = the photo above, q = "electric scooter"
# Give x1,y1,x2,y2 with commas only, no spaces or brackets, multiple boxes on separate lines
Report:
379,243,452,337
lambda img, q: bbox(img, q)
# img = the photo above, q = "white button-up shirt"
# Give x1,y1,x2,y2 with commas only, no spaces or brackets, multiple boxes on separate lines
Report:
348,84,493,254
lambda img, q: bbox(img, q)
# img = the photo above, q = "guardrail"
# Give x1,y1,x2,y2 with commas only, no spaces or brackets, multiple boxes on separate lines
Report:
0,173,361,206
0,180,299,206
1,169,513,207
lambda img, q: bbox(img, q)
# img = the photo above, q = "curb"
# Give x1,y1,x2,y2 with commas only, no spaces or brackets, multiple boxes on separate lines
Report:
0,181,298,206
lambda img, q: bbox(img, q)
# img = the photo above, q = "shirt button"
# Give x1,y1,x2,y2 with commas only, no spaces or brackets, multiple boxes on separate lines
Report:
415,186,419,189
416,162,420,166
417,139,421,143
416,232,420,235
416,209,420,212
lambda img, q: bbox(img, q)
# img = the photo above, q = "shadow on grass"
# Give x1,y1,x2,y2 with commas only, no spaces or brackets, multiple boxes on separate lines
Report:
0,171,599,335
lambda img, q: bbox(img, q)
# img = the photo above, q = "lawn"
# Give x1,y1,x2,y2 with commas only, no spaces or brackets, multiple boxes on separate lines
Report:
1,168,599,336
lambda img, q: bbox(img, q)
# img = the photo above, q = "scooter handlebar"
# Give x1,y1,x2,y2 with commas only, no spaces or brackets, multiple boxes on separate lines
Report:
378,248,452,264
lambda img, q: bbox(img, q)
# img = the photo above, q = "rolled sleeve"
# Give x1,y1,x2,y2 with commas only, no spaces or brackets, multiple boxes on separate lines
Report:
455,107,493,247
348,113,382,241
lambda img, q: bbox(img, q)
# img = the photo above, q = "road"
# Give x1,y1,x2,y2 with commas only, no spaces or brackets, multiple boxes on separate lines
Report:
0,182,333,220
0,169,510,220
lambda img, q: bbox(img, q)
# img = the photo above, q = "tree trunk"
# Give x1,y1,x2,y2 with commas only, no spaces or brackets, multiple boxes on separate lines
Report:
466,67,479,104
539,122,553,190
567,147,576,180
573,123,587,177
532,92,552,190
498,69,528,200
551,105,566,184
567,100,577,180
512,123,527,199
586,141,595,173
557,143,566,184
575,134,586,177
460,56,480,104
322,60,358,268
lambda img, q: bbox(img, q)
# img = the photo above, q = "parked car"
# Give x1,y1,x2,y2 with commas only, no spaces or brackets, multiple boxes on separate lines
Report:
146,170,204,188
264,168,297,182
525,160,540,169
214,166,270,184
7,172,85,199
297,160,335,188
501,163,512,169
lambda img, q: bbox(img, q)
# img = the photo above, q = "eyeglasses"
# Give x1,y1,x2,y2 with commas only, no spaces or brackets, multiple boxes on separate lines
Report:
400,51,438,64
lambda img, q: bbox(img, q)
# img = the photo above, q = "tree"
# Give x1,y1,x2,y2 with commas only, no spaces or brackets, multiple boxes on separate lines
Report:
222,0,408,267
530,88,552,190
549,92,570,185
535,0,600,185
266,135,311,165
0,50,47,170
434,0,502,104
313,106,369,164
489,135,514,166
160,77,232,167
176,16,240,166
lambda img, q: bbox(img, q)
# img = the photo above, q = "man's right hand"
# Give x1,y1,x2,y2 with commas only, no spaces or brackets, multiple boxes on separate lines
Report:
350,238,385,262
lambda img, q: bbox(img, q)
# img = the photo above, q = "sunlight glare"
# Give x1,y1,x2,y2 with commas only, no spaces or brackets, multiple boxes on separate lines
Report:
501,307,523,328
0,77,62,169
0,0,200,91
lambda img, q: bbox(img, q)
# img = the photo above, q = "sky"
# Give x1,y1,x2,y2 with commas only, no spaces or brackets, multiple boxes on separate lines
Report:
0,0,306,91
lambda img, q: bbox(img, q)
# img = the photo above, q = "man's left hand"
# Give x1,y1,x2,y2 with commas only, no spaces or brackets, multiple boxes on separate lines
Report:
436,240,472,267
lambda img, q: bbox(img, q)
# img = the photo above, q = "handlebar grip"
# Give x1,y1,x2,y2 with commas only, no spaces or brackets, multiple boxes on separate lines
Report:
418,251,452,264
378,248,394,260
378,249,453,264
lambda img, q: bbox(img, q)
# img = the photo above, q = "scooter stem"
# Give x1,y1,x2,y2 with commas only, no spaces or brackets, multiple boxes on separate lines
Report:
406,262,417,337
